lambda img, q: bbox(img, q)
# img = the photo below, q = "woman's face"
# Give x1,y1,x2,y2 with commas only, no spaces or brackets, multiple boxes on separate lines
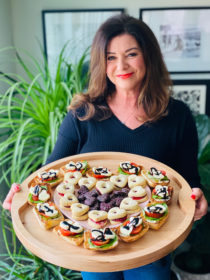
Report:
106,33,146,93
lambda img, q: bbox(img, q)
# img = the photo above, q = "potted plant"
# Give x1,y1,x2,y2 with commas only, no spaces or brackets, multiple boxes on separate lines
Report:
173,114,210,276
0,45,88,279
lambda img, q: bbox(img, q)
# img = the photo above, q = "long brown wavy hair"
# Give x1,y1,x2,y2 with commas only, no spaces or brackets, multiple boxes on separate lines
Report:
69,14,172,122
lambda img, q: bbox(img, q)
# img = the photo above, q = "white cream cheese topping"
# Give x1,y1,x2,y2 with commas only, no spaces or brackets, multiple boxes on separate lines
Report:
38,169,58,180
120,217,142,236
37,202,58,217
65,161,77,170
144,204,167,214
155,185,169,199
92,167,112,176
60,220,83,233
91,228,115,240
120,161,140,174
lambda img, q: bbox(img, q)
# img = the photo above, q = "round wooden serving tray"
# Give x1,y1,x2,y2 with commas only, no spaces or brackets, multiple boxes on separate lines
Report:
11,152,195,272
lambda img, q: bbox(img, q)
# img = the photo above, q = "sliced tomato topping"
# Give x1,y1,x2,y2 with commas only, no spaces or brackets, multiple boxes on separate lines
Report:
42,177,56,182
38,202,55,217
122,220,130,227
60,227,77,236
32,195,39,201
145,211,163,219
91,239,109,246
131,224,143,235
160,170,166,176
122,162,139,175
152,189,156,195
92,174,106,179
122,220,142,235
66,169,77,172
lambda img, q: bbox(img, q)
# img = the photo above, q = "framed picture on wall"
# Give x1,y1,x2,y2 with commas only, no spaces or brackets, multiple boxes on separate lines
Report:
172,79,210,116
139,7,210,74
42,9,124,77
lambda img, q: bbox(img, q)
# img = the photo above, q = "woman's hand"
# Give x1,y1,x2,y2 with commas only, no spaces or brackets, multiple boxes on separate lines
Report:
3,183,21,211
191,188,208,221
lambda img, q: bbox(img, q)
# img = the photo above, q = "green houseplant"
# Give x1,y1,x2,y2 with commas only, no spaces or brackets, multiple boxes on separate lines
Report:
0,45,89,279
173,114,210,274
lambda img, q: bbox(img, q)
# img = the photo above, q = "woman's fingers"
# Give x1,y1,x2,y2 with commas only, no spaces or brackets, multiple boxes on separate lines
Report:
2,183,21,211
191,188,208,221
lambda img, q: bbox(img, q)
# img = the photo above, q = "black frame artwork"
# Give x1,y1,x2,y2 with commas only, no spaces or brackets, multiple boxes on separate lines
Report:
42,9,124,77
172,79,210,116
140,7,210,74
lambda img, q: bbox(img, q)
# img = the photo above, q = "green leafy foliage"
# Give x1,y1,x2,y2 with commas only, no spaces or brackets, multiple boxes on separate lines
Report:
194,114,210,199
0,45,89,279
0,45,89,187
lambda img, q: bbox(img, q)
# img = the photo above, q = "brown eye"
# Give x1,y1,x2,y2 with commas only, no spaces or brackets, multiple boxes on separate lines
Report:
107,56,115,61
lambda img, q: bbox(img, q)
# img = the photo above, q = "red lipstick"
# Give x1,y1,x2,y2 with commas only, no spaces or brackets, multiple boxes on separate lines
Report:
117,72,133,79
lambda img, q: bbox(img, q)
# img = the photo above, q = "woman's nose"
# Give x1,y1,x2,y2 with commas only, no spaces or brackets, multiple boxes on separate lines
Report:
117,57,128,70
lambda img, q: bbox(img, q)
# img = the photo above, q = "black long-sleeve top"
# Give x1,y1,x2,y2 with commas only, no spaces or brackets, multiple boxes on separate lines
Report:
47,98,201,188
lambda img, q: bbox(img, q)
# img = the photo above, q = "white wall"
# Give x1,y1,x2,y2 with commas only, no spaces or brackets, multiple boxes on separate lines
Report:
0,0,15,93
6,0,210,80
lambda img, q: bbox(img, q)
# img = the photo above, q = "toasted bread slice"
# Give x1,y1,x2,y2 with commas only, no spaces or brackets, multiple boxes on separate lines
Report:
141,170,170,188
34,176,63,188
116,222,149,242
84,231,118,251
33,205,64,230
142,210,169,230
53,226,84,246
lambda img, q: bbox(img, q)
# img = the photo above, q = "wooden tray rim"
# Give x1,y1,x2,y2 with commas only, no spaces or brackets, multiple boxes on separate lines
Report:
11,152,195,271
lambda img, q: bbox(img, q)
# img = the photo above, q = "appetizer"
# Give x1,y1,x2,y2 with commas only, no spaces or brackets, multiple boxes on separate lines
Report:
53,219,84,246
120,197,141,215
95,180,114,195
56,182,75,196
128,174,147,189
33,202,64,230
78,177,97,190
141,167,170,188
110,174,128,189
142,202,168,230
151,185,173,204
86,166,112,180
64,171,82,185
60,160,88,175
84,228,118,251
108,207,127,225
28,184,50,206
118,161,141,175
116,216,149,242
88,210,108,229
71,203,89,221
35,169,63,188
59,193,78,210
128,186,148,203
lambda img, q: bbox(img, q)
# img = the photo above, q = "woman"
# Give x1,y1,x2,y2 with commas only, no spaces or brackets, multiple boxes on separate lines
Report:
4,14,207,280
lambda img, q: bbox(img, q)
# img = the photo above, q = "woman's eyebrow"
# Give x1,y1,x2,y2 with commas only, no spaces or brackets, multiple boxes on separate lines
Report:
106,47,139,54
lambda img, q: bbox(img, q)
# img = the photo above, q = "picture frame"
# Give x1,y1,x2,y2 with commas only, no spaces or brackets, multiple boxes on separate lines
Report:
172,79,210,116
42,9,124,77
139,7,210,74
